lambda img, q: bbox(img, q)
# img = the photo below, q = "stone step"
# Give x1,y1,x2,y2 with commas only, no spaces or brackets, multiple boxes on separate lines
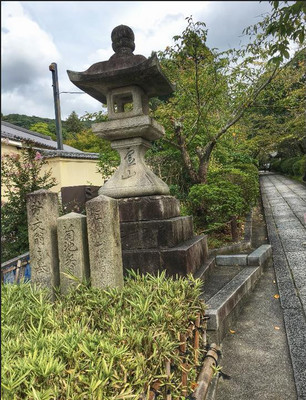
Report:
193,256,216,283
120,216,194,250
118,195,180,222
215,245,272,267
200,264,244,303
203,265,263,344
122,234,208,276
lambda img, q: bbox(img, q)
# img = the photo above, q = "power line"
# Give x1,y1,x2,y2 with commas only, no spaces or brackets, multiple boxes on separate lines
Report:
60,91,85,94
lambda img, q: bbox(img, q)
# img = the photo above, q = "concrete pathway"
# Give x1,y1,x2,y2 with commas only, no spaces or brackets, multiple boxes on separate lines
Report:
260,173,306,399
216,173,306,400
216,258,297,400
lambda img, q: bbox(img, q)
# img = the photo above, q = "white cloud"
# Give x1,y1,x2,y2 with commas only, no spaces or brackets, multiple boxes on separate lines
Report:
1,1,275,119
1,1,60,93
86,1,210,61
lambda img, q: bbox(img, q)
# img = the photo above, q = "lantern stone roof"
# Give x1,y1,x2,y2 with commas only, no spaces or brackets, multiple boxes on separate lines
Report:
67,25,175,104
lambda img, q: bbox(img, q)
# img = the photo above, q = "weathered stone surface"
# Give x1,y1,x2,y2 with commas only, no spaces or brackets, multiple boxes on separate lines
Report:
26,190,59,291
248,244,272,266
67,25,174,105
106,86,149,121
57,212,90,294
215,254,248,266
122,235,208,276
120,216,193,250
92,115,164,141
86,195,123,289
118,195,180,222
69,25,173,199
98,137,169,198
162,235,208,275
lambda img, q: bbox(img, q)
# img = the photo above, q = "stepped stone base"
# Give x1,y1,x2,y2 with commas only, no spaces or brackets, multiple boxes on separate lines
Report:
117,195,208,276
118,195,180,222
120,216,194,250
122,235,208,276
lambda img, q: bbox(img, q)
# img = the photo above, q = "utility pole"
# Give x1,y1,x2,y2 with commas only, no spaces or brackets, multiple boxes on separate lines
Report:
49,62,63,150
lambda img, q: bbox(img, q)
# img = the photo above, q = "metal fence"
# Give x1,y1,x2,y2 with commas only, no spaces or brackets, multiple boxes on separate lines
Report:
1,252,31,284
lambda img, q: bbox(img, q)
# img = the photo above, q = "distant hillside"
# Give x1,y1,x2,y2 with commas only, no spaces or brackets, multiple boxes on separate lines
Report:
1,113,92,131
1,114,57,130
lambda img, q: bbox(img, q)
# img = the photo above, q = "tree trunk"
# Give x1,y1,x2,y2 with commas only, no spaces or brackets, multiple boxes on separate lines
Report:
197,140,217,184
174,122,199,184
230,216,239,242
198,160,209,184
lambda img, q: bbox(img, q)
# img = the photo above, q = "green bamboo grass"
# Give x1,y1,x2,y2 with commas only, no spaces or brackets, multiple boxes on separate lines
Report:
1,271,206,399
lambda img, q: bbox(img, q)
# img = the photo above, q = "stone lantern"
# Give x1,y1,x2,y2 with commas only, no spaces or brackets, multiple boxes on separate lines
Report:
67,25,174,198
67,25,208,277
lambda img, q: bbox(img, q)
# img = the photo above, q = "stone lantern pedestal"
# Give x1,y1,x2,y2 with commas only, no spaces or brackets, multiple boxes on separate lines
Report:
67,25,208,276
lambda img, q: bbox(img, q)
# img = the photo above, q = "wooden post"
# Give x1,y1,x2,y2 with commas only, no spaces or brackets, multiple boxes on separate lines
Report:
15,259,21,283
202,314,208,347
192,343,220,400
194,313,201,364
231,215,239,242
165,359,172,400
180,333,188,396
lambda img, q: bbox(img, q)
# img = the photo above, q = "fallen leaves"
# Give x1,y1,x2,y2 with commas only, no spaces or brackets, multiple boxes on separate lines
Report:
229,329,236,334
273,294,280,299
191,382,199,390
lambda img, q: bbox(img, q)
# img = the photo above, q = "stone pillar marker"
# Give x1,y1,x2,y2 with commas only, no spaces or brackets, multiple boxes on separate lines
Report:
26,189,59,292
57,212,90,294
86,195,124,289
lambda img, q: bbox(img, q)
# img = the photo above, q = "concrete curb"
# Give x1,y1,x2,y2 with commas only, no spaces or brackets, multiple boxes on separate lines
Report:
248,244,272,266
215,254,247,266
206,267,261,329
215,245,272,267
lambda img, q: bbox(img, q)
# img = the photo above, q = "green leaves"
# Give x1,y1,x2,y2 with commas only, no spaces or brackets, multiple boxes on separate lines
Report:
1,272,206,398
1,145,57,262
245,1,306,65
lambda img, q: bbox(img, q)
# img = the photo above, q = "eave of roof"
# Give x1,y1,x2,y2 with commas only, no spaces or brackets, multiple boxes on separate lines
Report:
40,149,99,160
1,120,84,153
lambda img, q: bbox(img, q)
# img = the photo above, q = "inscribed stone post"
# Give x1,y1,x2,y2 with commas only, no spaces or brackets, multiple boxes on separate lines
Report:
57,212,90,294
86,195,124,289
26,189,59,292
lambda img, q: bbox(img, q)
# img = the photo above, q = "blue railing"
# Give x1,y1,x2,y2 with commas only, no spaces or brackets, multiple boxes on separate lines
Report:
1,252,31,284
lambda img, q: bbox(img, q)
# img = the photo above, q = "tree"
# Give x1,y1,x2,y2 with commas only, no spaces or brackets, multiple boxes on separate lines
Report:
29,122,56,140
79,111,120,178
152,17,278,187
65,111,83,135
243,47,305,162
1,145,57,262
244,1,306,65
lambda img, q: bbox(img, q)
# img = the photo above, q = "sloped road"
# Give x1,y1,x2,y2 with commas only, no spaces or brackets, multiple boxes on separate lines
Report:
260,173,306,399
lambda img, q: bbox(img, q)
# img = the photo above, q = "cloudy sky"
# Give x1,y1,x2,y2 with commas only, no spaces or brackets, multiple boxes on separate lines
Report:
1,1,273,120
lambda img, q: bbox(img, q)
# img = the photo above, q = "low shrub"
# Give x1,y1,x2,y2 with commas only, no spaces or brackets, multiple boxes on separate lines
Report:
271,156,305,178
1,271,206,399
187,164,259,232
280,157,298,175
270,159,282,172
187,180,245,227
292,156,306,177
208,167,259,211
